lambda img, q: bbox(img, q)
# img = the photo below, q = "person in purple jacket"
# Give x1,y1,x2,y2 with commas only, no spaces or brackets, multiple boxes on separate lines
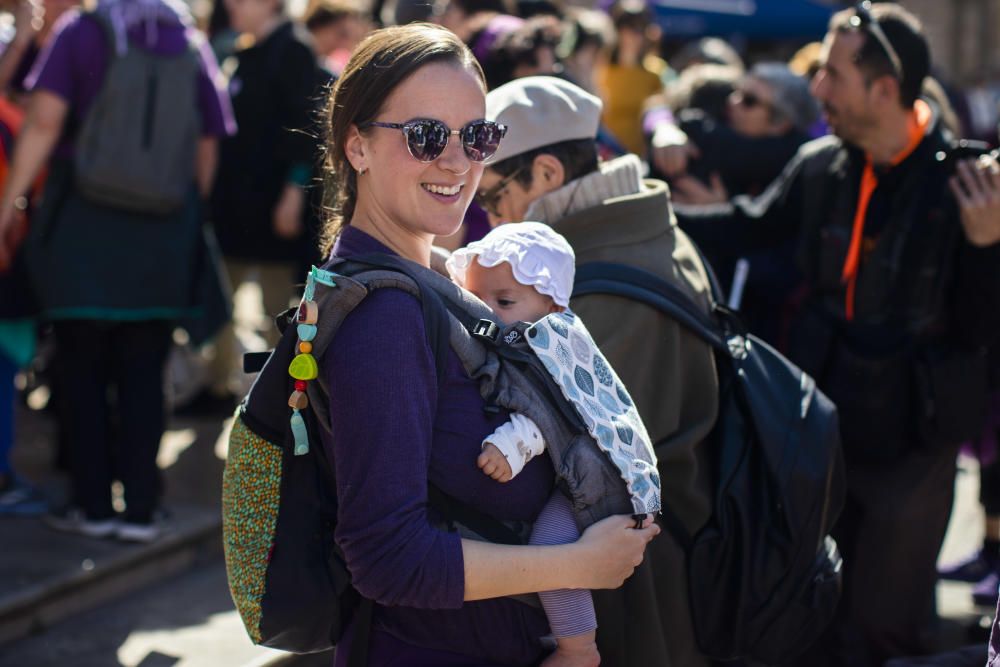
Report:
0,0,235,542
319,23,660,667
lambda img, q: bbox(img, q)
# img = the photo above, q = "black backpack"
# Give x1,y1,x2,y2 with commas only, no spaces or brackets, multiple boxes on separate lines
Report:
574,261,846,665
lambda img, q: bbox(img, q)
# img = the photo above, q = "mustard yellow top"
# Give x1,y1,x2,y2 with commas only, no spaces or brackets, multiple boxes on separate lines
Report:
596,59,665,154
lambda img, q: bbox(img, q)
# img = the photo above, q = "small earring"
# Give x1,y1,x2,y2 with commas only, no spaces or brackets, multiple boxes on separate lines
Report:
358,167,368,176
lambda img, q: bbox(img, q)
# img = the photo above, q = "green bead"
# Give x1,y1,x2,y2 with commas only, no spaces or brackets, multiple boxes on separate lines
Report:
289,353,318,381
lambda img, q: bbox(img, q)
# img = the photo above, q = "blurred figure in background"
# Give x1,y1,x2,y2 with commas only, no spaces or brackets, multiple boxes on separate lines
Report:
303,0,367,77
557,7,612,94
595,0,664,155
434,0,514,42
207,0,325,405
0,0,234,539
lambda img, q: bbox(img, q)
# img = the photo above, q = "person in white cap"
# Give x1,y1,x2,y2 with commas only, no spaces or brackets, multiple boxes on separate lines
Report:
448,221,659,667
478,75,719,667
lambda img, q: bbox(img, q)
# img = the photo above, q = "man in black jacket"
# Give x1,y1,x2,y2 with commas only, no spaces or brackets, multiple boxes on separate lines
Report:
674,3,1000,665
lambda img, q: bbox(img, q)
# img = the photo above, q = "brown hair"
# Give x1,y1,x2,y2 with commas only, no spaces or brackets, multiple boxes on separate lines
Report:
320,23,485,253
828,3,929,108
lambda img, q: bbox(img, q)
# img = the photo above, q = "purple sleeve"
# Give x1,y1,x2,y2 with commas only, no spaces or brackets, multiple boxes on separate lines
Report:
192,33,236,138
24,10,88,103
324,288,465,609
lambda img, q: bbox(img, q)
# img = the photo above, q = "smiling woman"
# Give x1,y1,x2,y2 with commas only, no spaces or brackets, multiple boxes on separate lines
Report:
314,23,659,667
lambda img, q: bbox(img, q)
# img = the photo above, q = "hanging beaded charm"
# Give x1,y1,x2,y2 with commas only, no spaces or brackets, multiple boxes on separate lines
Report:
288,266,337,455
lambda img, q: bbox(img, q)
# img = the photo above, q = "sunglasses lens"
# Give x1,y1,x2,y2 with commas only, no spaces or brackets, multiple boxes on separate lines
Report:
406,120,448,161
463,121,505,162
737,91,760,108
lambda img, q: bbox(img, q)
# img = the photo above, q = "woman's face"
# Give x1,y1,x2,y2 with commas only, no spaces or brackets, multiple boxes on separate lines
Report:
728,76,783,138
349,61,487,242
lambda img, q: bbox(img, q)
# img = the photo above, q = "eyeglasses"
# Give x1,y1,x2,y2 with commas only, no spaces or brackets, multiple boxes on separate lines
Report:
359,118,508,163
475,166,526,217
850,0,904,81
731,89,769,111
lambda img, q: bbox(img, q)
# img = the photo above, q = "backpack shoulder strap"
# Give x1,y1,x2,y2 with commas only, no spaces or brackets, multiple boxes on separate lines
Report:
573,261,729,352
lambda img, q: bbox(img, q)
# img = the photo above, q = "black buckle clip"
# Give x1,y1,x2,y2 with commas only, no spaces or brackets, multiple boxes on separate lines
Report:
472,319,501,343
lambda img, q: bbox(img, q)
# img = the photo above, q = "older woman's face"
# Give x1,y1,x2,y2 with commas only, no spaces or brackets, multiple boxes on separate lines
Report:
727,75,785,138
354,62,487,241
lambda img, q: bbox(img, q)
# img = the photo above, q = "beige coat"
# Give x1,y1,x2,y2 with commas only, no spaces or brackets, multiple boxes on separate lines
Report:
550,179,719,667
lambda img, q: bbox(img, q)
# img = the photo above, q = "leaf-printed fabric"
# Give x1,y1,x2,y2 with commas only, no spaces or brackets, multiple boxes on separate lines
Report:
526,311,661,515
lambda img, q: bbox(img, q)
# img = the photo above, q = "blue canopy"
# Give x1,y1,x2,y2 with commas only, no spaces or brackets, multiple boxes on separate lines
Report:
652,0,839,40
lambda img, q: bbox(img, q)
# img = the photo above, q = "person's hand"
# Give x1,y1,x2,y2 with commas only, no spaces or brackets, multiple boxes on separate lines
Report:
572,514,660,589
670,173,728,206
272,184,305,240
477,443,513,483
651,123,699,178
950,155,1000,247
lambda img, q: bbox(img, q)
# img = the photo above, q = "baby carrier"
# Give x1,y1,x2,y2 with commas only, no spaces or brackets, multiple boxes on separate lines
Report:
221,252,658,658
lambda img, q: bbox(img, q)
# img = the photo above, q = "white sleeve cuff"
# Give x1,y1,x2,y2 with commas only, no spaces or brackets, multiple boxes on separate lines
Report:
482,413,547,479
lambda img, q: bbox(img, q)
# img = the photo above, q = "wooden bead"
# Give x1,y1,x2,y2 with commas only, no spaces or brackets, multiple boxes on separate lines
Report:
288,353,318,381
288,390,309,410
297,301,319,325
299,341,313,354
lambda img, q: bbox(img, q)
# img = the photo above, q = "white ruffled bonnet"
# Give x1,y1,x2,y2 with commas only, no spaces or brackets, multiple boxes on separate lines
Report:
446,222,576,307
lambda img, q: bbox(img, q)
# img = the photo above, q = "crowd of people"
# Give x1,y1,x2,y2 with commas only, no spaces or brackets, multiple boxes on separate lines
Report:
2,0,1000,664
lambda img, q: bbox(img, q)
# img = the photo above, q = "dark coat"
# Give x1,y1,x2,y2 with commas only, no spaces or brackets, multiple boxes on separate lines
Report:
675,113,1000,461
211,21,326,263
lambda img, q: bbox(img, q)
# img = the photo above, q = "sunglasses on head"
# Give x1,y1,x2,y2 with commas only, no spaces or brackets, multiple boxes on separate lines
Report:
849,0,904,81
359,118,508,163
475,166,526,217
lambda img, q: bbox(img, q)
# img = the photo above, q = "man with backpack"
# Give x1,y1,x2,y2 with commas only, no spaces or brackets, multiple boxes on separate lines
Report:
480,75,720,667
673,3,1000,665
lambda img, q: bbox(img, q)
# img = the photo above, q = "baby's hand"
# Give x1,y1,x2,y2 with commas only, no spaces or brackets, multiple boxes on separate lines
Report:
478,443,514,483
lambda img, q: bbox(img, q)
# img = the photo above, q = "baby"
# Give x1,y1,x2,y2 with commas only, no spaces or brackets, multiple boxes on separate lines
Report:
447,222,611,667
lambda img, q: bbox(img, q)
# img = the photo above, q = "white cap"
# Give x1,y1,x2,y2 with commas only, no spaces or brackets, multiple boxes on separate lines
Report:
447,222,576,307
485,76,603,165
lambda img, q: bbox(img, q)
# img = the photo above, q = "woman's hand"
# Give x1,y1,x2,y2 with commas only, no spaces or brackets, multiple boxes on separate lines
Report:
272,184,305,240
571,514,660,589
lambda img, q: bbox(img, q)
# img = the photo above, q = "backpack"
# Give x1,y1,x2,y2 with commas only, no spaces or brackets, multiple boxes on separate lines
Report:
574,261,846,665
222,257,521,661
73,12,201,215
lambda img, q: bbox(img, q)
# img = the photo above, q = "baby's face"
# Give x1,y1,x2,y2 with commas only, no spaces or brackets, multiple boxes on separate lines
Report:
465,260,560,326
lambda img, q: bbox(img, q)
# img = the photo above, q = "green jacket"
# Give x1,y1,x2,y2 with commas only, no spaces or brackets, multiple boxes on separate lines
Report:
550,178,719,667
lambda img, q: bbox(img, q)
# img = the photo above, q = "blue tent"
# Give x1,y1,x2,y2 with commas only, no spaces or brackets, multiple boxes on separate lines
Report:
652,0,840,40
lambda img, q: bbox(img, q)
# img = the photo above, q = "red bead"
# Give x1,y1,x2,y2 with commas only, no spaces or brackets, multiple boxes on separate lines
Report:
295,380,307,392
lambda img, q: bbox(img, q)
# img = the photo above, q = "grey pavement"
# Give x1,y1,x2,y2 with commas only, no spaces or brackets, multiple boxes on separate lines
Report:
0,384,995,665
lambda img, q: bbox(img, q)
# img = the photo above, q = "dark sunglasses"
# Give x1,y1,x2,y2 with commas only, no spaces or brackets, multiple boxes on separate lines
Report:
732,89,768,110
850,0,904,81
475,166,526,217
360,118,508,163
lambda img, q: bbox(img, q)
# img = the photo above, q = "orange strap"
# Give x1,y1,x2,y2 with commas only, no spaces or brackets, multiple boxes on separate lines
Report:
840,100,931,320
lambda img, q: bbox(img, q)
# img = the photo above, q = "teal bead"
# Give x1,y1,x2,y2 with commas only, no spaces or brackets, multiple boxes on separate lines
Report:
297,324,317,342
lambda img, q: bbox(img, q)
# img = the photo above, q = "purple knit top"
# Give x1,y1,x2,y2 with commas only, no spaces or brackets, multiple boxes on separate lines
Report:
323,226,554,666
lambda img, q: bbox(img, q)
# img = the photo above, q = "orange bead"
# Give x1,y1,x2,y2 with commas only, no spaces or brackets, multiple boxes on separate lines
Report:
299,341,313,354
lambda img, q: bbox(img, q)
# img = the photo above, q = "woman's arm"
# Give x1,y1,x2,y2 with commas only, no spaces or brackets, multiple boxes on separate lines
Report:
0,89,66,264
462,514,658,601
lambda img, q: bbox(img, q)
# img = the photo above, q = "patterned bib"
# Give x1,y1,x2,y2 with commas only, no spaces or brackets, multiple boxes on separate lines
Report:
526,311,661,515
